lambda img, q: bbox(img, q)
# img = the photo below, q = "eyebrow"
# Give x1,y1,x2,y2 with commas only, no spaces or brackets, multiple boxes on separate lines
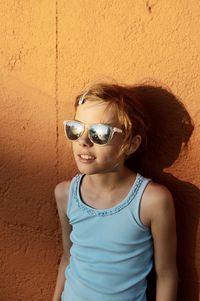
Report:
75,119,115,126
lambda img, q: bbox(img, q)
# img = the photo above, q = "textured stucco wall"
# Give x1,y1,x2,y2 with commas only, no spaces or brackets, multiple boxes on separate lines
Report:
0,1,200,300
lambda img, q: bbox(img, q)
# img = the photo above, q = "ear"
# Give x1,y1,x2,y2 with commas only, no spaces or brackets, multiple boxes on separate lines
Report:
125,135,142,155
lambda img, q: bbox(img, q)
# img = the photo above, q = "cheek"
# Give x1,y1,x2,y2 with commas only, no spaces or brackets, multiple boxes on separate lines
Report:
112,133,124,147
111,136,124,152
71,141,78,156
97,144,123,159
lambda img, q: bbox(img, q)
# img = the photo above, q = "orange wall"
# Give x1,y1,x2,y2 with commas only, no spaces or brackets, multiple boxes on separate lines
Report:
0,1,200,300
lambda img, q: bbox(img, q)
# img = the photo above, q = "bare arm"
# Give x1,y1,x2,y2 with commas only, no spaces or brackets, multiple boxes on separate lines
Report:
52,181,72,301
149,184,178,301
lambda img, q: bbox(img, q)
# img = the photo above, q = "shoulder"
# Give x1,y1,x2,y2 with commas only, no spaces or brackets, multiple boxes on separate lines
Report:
54,181,71,200
54,181,71,212
141,180,175,226
144,180,173,205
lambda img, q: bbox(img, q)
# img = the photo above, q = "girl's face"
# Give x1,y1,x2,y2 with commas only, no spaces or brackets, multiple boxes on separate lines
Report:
72,100,126,175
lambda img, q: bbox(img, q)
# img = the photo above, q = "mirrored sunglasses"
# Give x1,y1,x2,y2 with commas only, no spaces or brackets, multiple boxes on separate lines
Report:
63,120,123,145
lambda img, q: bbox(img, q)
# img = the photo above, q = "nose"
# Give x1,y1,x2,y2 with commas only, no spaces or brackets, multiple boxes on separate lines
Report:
78,128,93,147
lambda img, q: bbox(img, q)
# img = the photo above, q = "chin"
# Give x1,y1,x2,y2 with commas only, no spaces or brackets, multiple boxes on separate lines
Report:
76,164,105,176
76,165,96,175
78,169,98,175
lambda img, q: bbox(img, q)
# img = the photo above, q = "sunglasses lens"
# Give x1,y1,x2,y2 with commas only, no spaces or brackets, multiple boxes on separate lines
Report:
65,121,84,140
89,124,111,145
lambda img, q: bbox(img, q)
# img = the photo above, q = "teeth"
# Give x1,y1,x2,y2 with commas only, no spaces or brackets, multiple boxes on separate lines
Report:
80,154,95,160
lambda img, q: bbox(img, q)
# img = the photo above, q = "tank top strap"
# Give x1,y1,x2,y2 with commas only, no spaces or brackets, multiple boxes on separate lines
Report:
66,174,80,218
130,174,152,230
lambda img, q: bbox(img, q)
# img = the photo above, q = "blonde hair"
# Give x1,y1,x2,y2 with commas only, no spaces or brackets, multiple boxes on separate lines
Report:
74,81,149,159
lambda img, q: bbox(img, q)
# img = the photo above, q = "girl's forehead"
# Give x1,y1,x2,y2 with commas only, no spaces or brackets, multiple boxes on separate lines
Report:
75,100,119,124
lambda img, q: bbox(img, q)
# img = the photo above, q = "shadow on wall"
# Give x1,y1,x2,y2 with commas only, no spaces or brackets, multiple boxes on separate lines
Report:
124,84,199,301
0,76,61,301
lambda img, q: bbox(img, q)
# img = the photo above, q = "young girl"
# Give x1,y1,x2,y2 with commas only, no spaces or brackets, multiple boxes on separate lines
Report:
52,81,178,301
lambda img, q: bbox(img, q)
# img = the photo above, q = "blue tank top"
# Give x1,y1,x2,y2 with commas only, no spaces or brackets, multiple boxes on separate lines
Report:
61,173,153,301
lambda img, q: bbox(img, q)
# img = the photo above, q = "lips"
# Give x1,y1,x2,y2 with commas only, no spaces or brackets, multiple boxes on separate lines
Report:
78,154,96,163
78,154,96,160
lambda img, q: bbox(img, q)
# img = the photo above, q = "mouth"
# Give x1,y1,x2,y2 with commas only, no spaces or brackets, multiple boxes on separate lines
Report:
78,154,96,163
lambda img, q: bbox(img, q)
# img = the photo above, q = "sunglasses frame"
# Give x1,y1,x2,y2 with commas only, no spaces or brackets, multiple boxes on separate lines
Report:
63,120,123,146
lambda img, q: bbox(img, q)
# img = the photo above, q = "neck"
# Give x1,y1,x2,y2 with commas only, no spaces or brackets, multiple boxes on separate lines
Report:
85,167,136,191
